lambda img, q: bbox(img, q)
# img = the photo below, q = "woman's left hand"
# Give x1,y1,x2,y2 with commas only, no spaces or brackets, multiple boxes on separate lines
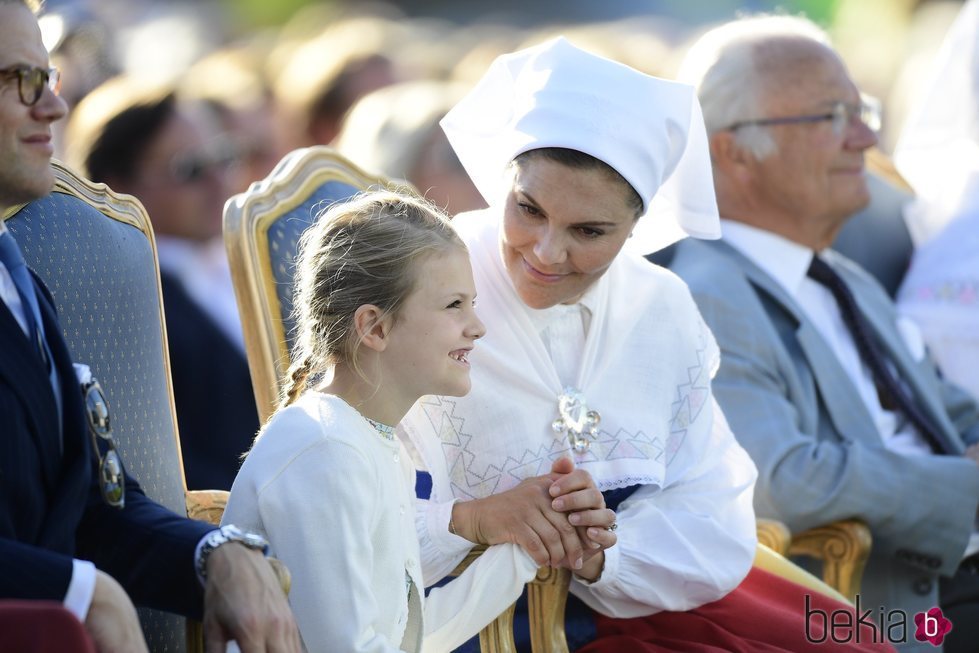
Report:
547,458,618,576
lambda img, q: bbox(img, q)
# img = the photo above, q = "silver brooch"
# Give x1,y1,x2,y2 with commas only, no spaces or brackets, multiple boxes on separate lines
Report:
551,387,601,454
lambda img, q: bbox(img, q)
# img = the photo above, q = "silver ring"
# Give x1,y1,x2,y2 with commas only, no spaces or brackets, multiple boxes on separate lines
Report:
607,522,618,532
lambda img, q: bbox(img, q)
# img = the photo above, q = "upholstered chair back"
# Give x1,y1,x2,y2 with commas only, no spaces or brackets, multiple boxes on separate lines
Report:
4,161,189,652
224,146,395,422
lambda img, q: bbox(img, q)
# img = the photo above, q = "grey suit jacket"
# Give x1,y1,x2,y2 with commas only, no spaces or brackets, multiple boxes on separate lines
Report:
670,237,979,632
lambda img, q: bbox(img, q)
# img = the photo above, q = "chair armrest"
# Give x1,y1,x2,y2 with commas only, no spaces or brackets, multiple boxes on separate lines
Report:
185,489,230,526
451,545,571,653
788,519,872,601
452,545,517,653
756,518,791,556
528,566,570,653
753,543,848,604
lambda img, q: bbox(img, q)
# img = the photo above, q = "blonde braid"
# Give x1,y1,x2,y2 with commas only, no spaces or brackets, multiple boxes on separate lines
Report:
279,355,314,410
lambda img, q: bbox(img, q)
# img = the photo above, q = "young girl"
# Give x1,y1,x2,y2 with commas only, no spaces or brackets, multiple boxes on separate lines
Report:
222,191,538,652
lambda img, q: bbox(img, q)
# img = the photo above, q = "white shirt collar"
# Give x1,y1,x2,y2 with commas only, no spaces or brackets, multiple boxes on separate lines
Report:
523,271,602,335
720,219,815,299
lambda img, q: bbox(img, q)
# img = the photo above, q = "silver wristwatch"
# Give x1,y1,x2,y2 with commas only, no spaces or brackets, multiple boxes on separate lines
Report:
197,524,270,581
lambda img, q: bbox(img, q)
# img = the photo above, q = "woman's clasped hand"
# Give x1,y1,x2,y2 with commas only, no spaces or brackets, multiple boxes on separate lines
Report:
451,457,617,575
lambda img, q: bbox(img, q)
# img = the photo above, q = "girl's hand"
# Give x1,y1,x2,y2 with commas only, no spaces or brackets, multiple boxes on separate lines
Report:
451,474,586,570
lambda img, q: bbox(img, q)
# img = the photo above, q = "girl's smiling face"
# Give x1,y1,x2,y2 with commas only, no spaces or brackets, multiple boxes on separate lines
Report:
499,156,639,309
383,246,485,401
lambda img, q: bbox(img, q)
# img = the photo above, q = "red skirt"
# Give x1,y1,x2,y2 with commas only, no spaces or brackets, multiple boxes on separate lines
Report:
578,567,896,652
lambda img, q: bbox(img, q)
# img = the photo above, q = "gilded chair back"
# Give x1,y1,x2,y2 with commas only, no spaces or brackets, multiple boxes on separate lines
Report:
3,161,189,651
224,146,396,422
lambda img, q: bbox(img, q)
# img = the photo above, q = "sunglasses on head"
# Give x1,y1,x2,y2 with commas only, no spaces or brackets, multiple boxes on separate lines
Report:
82,377,125,509
1,65,61,106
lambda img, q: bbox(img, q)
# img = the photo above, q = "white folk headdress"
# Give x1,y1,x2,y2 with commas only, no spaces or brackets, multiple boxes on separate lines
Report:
402,38,728,499
439,36,720,254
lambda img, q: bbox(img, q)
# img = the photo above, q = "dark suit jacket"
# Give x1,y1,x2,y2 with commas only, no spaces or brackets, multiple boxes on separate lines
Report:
0,273,212,618
160,272,259,491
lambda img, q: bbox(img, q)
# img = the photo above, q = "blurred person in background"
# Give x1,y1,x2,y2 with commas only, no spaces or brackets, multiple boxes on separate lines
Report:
65,78,259,491
894,0,979,404
182,42,284,194
521,18,675,78
271,14,403,151
334,80,485,216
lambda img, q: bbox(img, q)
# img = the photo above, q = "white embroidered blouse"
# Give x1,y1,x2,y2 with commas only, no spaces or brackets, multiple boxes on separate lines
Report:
401,208,759,618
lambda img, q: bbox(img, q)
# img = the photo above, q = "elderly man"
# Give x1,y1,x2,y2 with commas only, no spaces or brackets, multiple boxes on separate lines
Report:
671,15,979,652
0,1,299,651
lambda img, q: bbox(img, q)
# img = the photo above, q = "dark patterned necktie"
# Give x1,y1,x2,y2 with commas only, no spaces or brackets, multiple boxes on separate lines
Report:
0,229,49,366
807,254,947,453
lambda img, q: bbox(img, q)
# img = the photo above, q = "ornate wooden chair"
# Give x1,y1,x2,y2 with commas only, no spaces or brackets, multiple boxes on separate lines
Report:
224,146,868,652
2,161,239,653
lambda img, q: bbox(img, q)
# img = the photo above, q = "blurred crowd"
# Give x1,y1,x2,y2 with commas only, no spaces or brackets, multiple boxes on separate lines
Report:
36,0,973,492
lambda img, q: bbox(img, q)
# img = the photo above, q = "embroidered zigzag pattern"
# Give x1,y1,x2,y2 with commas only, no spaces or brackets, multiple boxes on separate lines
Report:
419,396,665,498
419,323,712,497
667,325,711,464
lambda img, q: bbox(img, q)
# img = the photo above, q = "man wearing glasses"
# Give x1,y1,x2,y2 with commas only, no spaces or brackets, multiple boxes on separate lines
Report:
0,1,300,651
669,14,979,652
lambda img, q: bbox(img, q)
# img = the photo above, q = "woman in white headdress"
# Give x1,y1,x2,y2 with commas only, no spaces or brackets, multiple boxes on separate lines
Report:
400,38,893,652
894,0,979,403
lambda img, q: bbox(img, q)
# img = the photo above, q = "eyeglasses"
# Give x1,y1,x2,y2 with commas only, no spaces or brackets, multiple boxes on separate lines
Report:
726,95,882,136
0,65,61,106
82,377,126,509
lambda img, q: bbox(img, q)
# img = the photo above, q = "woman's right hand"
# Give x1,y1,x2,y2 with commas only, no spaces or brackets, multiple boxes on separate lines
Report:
451,474,587,570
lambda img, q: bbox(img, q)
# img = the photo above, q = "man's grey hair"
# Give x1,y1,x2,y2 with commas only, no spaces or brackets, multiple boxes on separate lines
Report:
677,14,832,160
